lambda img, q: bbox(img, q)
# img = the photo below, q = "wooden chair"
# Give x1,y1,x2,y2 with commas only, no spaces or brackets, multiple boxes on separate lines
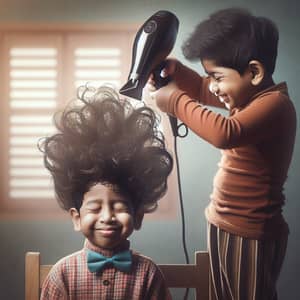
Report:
25,251,215,300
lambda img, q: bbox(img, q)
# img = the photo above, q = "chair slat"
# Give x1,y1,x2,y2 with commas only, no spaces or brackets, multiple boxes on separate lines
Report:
25,252,40,300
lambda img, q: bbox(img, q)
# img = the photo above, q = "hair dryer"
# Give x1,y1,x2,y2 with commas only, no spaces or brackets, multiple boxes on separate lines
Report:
120,12,190,280
119,10,179,99
119,10,180,136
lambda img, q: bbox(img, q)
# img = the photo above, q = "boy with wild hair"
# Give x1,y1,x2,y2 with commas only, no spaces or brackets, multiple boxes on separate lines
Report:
39,86,173,300
150,7,296,300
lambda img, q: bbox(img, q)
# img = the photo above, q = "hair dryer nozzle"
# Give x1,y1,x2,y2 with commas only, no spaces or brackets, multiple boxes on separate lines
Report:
119,10,179,100
119,79,142,100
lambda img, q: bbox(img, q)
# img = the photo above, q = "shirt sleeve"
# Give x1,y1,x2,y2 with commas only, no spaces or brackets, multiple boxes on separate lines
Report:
144,263,172,300
40,265,68,300
171,61,225,109
157,75,225,115
167,90,286,149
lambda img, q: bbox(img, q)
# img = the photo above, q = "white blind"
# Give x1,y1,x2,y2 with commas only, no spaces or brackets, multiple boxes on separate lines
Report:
0,27,178,219
2,31,132,205
74,47,122,89
66,33,130,95
8,47,58,199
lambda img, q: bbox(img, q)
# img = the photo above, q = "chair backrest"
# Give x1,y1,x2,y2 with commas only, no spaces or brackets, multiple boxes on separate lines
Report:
25,251,214,300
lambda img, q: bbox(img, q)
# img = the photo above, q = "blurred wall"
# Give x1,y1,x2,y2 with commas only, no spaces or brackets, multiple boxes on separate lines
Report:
0,0,299,299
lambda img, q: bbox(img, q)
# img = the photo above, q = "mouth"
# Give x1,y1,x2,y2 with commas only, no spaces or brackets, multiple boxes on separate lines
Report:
218,95,227,103
94,227,120,237
218,95,231,109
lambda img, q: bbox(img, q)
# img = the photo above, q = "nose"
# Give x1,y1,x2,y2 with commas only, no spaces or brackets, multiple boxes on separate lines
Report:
100,206,115,223
209,81,219,96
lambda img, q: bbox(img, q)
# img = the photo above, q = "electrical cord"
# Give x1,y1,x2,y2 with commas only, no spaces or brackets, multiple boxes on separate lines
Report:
171,119,190,300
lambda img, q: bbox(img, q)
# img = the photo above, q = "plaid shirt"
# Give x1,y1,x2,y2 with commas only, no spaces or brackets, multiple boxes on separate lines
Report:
40,240,172,300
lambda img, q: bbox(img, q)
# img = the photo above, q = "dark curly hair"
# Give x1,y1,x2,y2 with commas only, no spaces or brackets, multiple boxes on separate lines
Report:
182,8,278,75
39,85,173,213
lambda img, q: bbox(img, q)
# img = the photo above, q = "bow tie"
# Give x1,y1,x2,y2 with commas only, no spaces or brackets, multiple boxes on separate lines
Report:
87,249,132,273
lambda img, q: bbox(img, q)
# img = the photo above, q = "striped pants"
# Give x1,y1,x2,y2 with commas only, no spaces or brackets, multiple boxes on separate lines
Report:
208,223,288,300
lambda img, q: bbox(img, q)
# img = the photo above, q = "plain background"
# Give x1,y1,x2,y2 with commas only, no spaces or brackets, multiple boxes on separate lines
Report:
0,0,299,299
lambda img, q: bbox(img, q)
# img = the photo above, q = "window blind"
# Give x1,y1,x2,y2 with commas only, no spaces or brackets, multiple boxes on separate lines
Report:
0,27,178,219
5,37,62,203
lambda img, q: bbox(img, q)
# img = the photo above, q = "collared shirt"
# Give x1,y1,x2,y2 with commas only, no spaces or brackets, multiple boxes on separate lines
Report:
40,240,172,300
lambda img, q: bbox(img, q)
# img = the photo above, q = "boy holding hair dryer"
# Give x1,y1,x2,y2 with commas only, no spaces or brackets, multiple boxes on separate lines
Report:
150,7,296,300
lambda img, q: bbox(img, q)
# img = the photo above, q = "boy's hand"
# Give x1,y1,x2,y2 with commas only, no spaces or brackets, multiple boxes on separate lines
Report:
147,58,179,90
150,81,179,112
147,58,201,100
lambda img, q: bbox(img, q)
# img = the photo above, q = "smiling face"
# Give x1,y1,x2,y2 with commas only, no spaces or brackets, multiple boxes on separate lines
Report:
70,183,143,250
202,59,257,110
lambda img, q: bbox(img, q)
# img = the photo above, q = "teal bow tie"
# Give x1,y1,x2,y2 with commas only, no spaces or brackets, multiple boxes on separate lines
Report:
87,249,132,273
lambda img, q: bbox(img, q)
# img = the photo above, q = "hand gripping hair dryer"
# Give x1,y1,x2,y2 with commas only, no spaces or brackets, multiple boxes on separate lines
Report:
119,10,179,99
119,10,179,135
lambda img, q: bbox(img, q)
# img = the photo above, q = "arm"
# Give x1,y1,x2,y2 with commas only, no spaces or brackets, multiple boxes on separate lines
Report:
40,266,68,300
145,265,172,300
151,59,225,108
167,89,285,149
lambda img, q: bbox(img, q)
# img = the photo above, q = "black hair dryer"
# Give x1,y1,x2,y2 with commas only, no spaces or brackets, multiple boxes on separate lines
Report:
119,10,180,136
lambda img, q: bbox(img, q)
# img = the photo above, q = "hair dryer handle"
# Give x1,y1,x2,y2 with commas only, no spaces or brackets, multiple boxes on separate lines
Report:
152,61,178,137
152,61,172,89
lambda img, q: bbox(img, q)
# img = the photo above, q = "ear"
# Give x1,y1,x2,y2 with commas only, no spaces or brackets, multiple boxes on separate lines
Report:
69,208,81,232
248,60,265,86
133,208,144,230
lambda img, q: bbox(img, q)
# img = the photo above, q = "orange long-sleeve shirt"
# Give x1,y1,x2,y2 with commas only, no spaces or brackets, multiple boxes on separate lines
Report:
167,77,296,239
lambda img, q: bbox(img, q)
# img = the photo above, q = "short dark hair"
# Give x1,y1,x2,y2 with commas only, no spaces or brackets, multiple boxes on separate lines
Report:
182,8,279,75
39,86,173,213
